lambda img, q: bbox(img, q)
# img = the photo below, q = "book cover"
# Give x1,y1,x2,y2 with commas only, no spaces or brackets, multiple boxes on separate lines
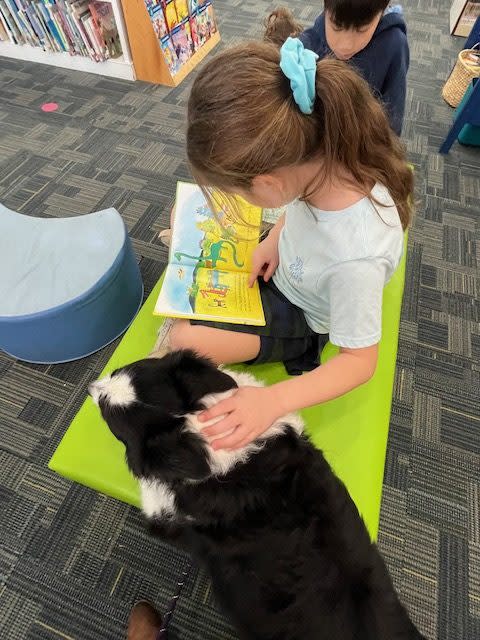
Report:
144,0,162,16
170,18,192,64
205,1,216,34
195,2,213,45
149,3,168,39
174,0,188,21
89,0,115,31
183,15,195,53
189,11,198,50
89,0,120,57
160,33,180,74
154,182,266,326
163,0,178,30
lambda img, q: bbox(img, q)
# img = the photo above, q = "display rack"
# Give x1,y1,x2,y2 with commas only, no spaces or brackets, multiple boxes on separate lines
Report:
121,0,219,86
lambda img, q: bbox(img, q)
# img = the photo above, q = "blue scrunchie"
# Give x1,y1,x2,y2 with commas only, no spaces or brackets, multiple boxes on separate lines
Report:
280,37,319,115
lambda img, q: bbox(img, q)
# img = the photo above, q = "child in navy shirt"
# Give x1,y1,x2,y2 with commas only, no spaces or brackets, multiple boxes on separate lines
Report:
265,1,409,135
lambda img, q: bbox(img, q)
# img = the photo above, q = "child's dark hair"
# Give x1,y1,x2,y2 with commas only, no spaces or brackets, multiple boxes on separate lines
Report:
187,41,412,230
325,0,390,29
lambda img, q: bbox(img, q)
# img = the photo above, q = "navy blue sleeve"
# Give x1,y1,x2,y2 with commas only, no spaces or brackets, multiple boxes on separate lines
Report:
299,14,324,56
381,31,409,136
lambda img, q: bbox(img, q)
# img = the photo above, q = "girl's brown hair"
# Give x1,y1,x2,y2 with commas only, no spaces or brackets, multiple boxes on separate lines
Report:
187,41,413,230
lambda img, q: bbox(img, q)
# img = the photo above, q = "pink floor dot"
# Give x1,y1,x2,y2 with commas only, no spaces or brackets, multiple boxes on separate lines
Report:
41,102,59,112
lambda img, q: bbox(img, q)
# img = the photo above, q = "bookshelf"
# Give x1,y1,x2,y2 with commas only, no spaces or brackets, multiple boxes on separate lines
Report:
0,0,219,84
0,0,135,80
450,1,480,36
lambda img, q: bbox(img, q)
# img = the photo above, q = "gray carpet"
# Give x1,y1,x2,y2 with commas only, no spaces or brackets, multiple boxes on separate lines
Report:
0,1,479,639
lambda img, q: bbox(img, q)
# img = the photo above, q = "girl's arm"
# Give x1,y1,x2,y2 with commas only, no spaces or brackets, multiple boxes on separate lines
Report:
200,344,378,450
269,344,378,415
248,214,285,286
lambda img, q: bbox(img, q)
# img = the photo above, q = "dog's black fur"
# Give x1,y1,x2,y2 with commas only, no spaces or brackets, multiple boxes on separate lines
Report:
92,350,425,640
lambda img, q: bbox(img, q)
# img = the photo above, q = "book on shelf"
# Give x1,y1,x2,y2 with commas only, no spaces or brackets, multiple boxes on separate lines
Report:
143,0,218,76
89,0,121,57
170,17,193,63
160,32,179,75
174,0,188,21
149,3,167,39
0,0,122,62
154,182,265,327
163,0,178,31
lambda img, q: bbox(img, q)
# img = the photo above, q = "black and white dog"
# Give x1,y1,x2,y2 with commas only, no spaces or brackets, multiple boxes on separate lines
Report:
89,350,425,640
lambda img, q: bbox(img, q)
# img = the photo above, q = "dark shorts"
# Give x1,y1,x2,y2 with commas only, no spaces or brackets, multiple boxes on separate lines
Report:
191,279,328,375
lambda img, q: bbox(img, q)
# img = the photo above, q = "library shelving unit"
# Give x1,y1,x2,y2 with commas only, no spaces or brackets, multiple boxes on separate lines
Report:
0,0,135,79
121,0,220,86
0,0,220,87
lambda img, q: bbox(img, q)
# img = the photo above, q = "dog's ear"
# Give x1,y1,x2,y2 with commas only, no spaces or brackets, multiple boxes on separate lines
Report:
141,415,212,482
169,350,237,406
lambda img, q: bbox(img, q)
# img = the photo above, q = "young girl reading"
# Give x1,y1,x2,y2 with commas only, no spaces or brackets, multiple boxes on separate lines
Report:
165,37,413,451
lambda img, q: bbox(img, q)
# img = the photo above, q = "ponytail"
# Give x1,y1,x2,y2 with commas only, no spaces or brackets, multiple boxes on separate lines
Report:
311,58,413,229
187,41,413,230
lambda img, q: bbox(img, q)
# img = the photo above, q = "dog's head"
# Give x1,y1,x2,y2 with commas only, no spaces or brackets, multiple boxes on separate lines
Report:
88,350,238,483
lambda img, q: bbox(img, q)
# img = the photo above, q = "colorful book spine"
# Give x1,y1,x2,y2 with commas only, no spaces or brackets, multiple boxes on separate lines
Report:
0,0,121,62
0,2,19,43
37,2,65,50
0,0,23,43
0,12,9,39
4,0,28,42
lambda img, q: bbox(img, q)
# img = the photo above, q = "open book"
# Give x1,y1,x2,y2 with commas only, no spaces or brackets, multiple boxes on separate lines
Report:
154,182,266,326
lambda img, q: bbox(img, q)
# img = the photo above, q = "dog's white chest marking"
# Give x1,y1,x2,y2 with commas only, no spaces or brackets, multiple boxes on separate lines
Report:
185,368,304,476
140,480,177,519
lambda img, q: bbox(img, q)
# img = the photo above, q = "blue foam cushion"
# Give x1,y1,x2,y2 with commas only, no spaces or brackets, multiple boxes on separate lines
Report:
0,204,144,364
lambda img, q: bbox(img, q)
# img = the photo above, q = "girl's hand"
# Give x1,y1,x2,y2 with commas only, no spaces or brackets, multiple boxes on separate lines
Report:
248,235,279,287
199,386,279,450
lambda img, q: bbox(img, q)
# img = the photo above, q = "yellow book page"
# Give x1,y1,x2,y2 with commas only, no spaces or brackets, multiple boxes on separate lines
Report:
170,182,262,275
193,268,265,325
154,265,265,326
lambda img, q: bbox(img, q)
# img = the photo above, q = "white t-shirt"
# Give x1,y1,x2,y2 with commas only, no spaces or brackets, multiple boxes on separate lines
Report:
272,184,404,349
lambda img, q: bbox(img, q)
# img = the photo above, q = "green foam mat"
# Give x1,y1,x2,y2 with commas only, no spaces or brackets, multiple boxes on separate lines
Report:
49,240,406,539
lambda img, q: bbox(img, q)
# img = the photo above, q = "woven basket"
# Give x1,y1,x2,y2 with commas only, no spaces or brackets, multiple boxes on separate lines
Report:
443,45,480,107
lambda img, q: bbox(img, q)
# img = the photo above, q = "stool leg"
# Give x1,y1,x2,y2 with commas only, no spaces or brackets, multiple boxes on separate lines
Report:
439,117,467,154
